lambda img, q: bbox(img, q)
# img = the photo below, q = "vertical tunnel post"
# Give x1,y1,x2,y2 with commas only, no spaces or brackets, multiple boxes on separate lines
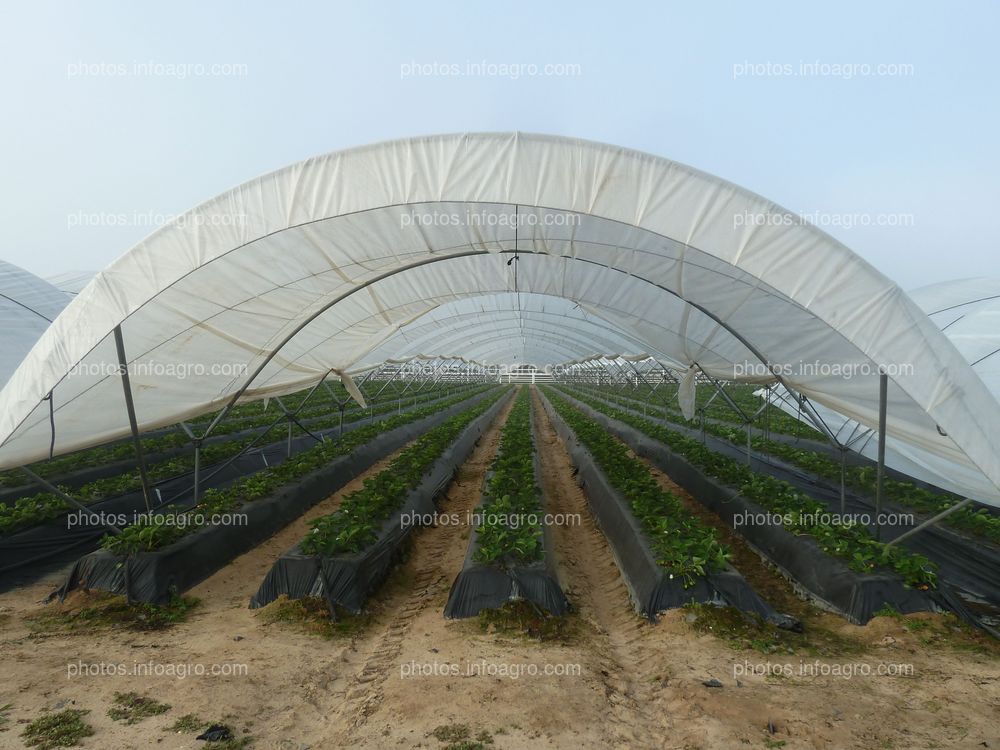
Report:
179,422,202,504
840,447,847,515
113,325,153,513
875,371,889,541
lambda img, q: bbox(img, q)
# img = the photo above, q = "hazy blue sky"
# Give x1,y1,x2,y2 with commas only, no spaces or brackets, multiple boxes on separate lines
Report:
0,0,995,289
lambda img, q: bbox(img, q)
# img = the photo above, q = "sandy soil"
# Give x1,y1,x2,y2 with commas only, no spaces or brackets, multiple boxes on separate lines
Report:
0,386,997,750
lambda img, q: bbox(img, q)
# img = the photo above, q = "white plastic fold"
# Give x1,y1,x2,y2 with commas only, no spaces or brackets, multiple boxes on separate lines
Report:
678,366,699,421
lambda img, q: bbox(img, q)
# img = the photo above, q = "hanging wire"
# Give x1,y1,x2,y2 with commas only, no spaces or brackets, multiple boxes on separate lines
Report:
506,204,520,294
45,391,55,459
506,204,523,358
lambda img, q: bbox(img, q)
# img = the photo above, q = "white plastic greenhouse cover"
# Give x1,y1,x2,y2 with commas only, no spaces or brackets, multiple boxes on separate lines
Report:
1,132,999,509
761,278,1000,504
0,260,70,387
45,270,97,297
355,293,664,367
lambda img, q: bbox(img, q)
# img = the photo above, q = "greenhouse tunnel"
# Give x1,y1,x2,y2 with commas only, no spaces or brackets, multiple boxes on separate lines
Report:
1,131,999,514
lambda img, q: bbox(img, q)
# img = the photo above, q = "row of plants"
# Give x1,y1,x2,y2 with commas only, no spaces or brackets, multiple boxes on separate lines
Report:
181,375,446,430
554,386,939,589
0,379,460,489
300,389,509,556
576,381,825,441
0,381,352,488
472,388,544,566
100,387,502,555
0,430,191,489
181,376,419,426
738,434,998,546
542,388,731,587
692,381,823,437
0,384,482,537
574,385,1000,545
181,377,431,432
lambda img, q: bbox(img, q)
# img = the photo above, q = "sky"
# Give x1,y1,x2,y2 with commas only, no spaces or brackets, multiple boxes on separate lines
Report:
0,0,996,290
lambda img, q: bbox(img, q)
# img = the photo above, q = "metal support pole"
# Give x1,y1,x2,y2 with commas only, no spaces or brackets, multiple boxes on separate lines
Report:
193,442,201,503
627,361,657,397
609,360,635,390
656,362,680,385
113,326,153,513
420,370,445,390
702,388,722,414
765,384,851,462
414,363,440,393
323,380,341,404
398,369,420,397
371,367,402,401
590,361,606,387
765,384,772,441
875,372,888,541
179,423,202,505
601,360,618,387
840,447,847,515
885,498,974,547
703,372,751,424
19,467,122,534
792,392,842,446
355,365,382,392
165,374,327,506
275,393,325,446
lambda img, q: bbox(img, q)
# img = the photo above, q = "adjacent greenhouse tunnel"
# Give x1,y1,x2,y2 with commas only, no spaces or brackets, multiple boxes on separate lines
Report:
1,131,999,517
0,260,71,388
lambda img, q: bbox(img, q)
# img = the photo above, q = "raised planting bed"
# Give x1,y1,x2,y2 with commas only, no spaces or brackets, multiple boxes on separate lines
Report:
0,382,466,505
539,389,797,627
550,387,951,625
576,384,1000,547
0,386,488,590
250,388,514,614
574,382,825,441
53,388,503,604
595,389,1000,613
0,382,479,536
445,389,568,618
0,377,429,492
574,388,1000,631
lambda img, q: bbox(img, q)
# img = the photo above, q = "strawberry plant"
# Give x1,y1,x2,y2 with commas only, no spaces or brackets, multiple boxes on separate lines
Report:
1,384,484,538
578,385,1000,546
0,381,469,492
100,387,501,555
473,389,544,566
300,389,509,557
554,387,937,589
544,389,730,587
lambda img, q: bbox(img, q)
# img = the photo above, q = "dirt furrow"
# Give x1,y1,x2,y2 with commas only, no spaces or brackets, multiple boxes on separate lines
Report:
531,388,670,749
331,393,516,743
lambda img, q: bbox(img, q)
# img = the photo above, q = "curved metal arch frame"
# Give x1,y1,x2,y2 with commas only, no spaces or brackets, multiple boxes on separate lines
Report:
200,245,820,439
352,291,747,369
358,303,671,364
